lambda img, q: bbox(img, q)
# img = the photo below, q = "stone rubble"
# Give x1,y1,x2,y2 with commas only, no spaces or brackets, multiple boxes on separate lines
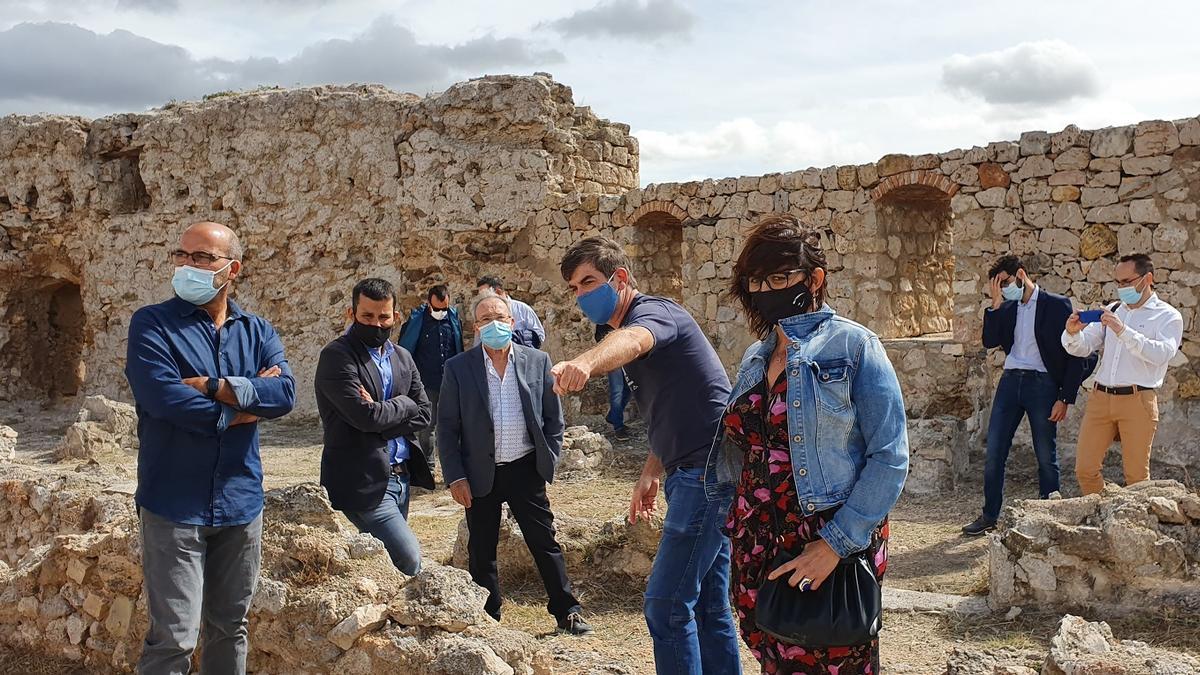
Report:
988,480,1200,614
451,510,663,582
54,395,138,461
0,466,550,673
558,425,611,474
946,615,1200,674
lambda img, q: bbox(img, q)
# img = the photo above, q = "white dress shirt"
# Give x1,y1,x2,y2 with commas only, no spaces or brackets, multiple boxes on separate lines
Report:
484,350,535,463
1061,293,1184,389
1004,285,1048,372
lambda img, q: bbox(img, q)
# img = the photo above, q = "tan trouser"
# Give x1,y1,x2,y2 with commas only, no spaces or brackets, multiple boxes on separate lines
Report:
1075,388,1158,495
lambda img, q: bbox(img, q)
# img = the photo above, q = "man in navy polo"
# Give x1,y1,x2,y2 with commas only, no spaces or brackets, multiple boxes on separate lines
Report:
126,222,295,674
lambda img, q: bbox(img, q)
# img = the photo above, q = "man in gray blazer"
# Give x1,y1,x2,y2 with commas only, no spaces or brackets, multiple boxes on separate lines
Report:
438,293,592,635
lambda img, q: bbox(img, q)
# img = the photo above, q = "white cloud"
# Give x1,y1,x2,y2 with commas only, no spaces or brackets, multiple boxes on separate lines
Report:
546,0,695,41
0,17,563,112
636,117,874,183
941,40,1101,105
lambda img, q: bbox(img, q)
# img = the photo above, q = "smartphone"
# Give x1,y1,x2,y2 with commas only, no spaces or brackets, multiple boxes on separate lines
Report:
1078,309,1103,324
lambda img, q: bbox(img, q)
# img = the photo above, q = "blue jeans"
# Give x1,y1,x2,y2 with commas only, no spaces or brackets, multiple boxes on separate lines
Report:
644,467,741,675
982,369,1061,521
607,369,632,430
342,472,422,575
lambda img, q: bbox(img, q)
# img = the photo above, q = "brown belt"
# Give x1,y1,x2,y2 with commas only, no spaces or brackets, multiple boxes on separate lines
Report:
1094,384,1155,396
391,462,408,476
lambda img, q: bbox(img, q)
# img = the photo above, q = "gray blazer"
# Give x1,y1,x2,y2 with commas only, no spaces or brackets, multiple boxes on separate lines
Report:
437,344,564,498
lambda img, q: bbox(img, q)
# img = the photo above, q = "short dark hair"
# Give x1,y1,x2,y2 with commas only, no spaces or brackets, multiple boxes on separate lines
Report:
476,275,504,292
988,255,1024,280
560,236,636,286
352,278,397,311
731,214,829,340
1120,253,1154,277
428,284,449,301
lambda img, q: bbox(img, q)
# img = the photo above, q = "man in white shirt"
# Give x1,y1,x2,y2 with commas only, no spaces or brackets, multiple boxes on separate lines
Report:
437,293,591,635
1062,254,1184,494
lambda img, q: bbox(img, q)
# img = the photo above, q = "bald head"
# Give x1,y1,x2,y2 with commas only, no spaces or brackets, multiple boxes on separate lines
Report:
180,222,243,261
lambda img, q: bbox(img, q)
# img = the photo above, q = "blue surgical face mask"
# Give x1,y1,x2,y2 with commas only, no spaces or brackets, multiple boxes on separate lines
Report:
1001,280,1024,302
172,261,232,305
479,320,513,350
577,272,619,324
1117,277,1145,306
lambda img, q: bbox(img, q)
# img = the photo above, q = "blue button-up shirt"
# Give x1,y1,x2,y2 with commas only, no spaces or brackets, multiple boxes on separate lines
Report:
364,337,410,465
125,297,296,526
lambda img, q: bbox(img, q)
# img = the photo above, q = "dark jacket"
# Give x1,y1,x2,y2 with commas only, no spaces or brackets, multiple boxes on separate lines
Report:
315,335,434,511
398,304,463,359
982,288,1096,404
437,344,564,498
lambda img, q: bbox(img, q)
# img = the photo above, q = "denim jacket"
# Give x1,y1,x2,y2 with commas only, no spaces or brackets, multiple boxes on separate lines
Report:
703,306,909,558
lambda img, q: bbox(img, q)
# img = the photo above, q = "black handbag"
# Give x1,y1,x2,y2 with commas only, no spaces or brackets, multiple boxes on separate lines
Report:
753,466,882,646
754,547,882,647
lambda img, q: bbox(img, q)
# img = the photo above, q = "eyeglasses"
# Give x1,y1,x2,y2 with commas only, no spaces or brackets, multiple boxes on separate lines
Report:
169,249,234,267
1115,274,1144,288
743,269,807,292
477,314,511,324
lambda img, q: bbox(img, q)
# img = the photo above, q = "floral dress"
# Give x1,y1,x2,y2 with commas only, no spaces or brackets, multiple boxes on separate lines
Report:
723,375,889,674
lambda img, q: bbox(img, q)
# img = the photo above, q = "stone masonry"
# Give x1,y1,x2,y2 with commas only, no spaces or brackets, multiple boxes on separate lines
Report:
0,468,551,673
1,74,1198,492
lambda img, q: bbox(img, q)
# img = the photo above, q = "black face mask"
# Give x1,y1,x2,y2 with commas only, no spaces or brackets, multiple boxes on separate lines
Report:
349,321,393,349
752,284,814,327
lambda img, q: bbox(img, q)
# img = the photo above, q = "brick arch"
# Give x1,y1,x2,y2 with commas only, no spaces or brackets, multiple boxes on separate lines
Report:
627,199,688,226
870,170,959,203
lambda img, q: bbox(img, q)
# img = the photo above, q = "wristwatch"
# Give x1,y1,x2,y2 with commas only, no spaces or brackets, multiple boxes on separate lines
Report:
205,377,221,399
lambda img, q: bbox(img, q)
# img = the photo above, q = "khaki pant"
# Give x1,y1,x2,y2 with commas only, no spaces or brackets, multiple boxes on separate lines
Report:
1075,388,1158,495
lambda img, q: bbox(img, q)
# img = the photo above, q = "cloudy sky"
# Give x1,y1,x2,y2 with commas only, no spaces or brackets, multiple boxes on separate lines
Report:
2,0,1198,184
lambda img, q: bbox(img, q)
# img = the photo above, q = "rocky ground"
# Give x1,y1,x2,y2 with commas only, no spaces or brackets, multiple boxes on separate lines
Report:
2,399,1199,673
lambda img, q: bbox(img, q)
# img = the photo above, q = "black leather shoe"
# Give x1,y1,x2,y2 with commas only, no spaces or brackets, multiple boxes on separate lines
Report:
614,427,631,441
962,516,997,536
557,612,594,636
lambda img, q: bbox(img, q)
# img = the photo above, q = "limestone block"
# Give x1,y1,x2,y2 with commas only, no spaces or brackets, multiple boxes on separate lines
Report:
1080,187,1118,208
1089,126,1133,157
1133,120,1180,156
1019,131,1050,156
1122,155,1172,176
1128,198,1162,224
327,604,389,650
1079,225,1118,260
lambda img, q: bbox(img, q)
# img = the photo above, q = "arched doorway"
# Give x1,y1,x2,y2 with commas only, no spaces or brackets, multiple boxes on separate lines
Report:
870,171,958,338
626,200,685,302
1,279,85,400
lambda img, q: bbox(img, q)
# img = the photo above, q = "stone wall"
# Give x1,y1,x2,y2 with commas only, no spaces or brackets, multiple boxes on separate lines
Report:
0,75,637,415
1,74,1197,480
549,117,1200,477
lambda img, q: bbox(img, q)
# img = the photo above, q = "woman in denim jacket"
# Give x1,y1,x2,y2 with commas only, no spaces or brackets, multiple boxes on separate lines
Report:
704,214,909,673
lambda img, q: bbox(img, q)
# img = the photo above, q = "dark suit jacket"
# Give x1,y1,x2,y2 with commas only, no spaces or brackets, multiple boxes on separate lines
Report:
315,335,434,511
437,344,564,498
982,288,1096,405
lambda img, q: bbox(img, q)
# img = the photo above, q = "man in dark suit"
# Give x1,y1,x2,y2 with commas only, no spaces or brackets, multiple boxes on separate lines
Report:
963,256,1093,535
315,278,433,574
438,292,592,635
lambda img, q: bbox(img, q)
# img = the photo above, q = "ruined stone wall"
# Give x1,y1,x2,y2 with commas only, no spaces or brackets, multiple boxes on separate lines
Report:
0,75,637,415
1,75,1197,479
548,117,1200,482
988,481,1200,614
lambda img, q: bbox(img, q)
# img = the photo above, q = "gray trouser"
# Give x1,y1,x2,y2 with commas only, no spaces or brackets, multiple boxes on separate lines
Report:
138,508,262,675
418,386,440,459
